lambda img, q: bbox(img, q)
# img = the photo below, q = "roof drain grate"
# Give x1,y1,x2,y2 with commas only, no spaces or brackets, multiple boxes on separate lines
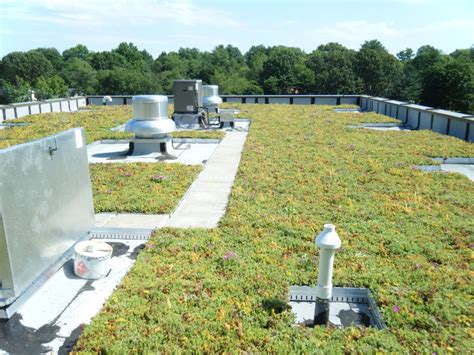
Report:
289,286,386,330
89,227,154,240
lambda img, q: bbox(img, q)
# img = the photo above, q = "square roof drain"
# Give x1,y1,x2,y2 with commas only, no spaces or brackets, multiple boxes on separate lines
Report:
289,286,386,329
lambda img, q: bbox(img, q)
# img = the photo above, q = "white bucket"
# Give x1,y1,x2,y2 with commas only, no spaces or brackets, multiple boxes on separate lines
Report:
74,240,113,279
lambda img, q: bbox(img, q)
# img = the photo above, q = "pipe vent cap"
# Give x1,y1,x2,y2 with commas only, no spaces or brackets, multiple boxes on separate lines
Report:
315,224,341,250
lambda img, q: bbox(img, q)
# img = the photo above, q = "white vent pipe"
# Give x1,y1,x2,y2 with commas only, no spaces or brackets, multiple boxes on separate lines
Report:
314,224,341,325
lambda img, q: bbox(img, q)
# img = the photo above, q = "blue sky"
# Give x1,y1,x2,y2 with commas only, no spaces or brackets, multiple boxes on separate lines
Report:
0,0,473,57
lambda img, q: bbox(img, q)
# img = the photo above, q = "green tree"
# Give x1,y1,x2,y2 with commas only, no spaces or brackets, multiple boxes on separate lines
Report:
89,51,127,71
260,46,308,94
96,68,160,95
0,51,54,85
61,58,97,95
62,44,91,61
0,79,31,104
421,56,473,113
32,48,64,71
412,45,442,75
395,61,421,103
245,45,269,82
355,40,402,96
112,42,154,71
34,75,68,100
307,42,361,94
397,48,415,62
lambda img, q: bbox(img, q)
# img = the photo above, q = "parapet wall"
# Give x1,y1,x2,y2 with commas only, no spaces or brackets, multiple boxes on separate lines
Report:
1,95,472,142
0,97,87,121
359,96,473,142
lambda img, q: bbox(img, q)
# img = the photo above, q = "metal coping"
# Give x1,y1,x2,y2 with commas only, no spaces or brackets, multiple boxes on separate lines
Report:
289,286,386,330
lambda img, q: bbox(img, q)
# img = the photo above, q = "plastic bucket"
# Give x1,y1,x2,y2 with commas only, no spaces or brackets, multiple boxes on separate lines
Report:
74,240,113,279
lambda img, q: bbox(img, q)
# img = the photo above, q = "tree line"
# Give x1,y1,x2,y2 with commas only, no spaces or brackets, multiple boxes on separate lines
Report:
0,40,472,113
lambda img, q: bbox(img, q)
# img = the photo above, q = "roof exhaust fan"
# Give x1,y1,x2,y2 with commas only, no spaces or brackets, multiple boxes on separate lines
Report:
124,95,177,158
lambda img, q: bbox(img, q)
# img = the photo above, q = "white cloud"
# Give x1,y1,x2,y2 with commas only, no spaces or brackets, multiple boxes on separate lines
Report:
0,0,242,28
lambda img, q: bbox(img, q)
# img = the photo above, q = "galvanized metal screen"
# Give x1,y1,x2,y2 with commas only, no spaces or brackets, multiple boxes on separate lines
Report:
0,128,94,308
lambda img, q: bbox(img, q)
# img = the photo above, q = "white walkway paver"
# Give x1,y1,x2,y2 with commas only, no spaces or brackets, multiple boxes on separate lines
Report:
166,131,248,228
95,213,169,229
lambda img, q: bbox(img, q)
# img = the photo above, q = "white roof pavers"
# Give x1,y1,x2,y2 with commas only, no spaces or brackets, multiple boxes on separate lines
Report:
166,131,248,228
95,212,169,229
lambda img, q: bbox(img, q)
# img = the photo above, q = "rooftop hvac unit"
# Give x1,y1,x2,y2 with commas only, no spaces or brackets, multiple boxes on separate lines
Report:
173,80,203,114
124,95,177,157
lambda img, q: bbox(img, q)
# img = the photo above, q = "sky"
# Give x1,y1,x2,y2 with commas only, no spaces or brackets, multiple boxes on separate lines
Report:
0,0,473,58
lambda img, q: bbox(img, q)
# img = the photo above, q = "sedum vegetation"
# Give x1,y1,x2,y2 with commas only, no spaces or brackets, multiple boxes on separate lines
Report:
0,105,224,150
1,41,473,113
91,163,201,214
76,104,473,353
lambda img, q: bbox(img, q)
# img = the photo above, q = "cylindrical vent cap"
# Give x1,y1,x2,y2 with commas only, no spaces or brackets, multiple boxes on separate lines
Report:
132,95,168,121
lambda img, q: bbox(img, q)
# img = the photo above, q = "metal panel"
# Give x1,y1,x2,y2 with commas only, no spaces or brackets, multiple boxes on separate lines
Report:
340,97,358,105
0,128,95,309
30,104,40,115
173,80,203,113
449,118,467,140
40,103,51,113
314,97,337,105
432,114,449,134
51,101,61,112
419,111,432,130
268,97,290,104
15,106,29,118
293,97,311,105
60,100,69,112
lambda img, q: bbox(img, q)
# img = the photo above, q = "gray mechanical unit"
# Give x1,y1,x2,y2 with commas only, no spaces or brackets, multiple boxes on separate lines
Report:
124,95,176,157
173,80,203,114
172,80,206,129
0,128,95,318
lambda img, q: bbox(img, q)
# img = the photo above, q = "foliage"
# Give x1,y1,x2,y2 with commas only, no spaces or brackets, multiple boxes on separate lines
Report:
96,68,160,95
260,46,308,94
0,79,31,104
355,40,402,97
307,43,362,94
61,58,98,95
62,44,91,62
76,104,473,353
1,41,473,112
34,75,68,100
90,163,201,214
420,56,474,113
0,50,54,85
